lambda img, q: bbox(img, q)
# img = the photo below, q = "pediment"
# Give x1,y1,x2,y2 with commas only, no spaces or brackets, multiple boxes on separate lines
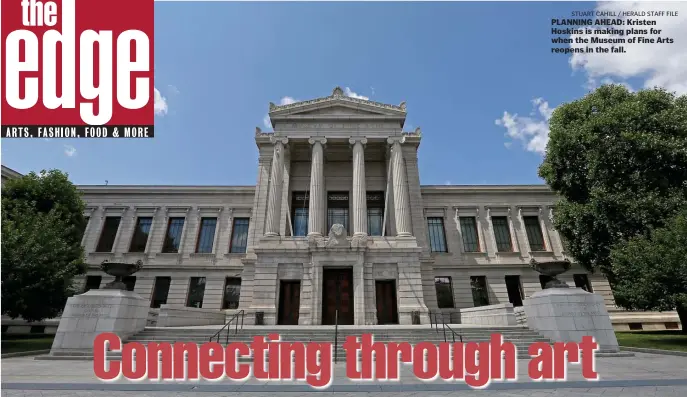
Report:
267,87,407,118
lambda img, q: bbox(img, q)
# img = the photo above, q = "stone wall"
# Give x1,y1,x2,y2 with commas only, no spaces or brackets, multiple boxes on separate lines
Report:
460,303,517,326
156,305,227,327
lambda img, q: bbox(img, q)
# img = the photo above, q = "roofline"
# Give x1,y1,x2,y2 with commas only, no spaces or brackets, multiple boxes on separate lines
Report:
78,185,256,194
76,184,552,195
420,184,554,193
1,165,23,179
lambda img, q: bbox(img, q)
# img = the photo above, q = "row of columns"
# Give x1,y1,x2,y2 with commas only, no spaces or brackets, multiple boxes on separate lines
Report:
263,136,413,238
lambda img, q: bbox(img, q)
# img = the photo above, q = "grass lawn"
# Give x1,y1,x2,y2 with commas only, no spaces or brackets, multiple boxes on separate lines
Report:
1,335,55,354
615,330,687,352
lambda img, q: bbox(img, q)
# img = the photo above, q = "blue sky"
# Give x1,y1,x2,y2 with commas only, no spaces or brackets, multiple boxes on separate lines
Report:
3,1,685,186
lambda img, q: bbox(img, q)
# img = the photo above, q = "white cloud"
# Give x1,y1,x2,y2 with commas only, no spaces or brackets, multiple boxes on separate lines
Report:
154,87,168,116
263,114,272,129
496,97,553,155
344,87,369,100
498,2,687,154
444,180,452,185
63,145,77,157
569,2,687,95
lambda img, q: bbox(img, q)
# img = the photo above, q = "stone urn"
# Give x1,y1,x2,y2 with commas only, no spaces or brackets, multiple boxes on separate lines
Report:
100,259,143,290
530,258,571,289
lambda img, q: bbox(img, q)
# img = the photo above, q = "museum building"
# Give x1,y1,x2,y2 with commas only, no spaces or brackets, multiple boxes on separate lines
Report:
2,87,680,332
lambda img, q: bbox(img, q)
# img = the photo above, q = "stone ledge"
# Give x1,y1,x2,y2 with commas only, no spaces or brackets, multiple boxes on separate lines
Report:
1,349,50,358
620,346,687,357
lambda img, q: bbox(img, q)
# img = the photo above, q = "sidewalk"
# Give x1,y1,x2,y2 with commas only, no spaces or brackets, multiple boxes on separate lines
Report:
2,352,687,396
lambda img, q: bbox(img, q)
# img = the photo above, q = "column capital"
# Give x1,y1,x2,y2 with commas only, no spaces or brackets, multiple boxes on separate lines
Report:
269,136,289,145
308,137,327,146
387,136,406,145
349,137,368,146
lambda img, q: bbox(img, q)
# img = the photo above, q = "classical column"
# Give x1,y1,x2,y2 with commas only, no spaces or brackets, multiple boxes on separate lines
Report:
264,136,288,236
388,137,412,237
350,137,368,237
307,137,327,237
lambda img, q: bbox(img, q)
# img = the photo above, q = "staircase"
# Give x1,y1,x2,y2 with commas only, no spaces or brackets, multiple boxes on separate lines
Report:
125,325,555,360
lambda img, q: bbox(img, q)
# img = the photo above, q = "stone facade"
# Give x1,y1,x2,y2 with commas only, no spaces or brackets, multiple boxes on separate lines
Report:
1,89,681,331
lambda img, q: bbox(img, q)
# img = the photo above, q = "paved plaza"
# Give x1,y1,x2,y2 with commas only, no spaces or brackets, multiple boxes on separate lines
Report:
2,352,687,396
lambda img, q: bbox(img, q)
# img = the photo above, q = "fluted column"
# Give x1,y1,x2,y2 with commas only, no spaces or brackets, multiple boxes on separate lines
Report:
350,137,368,237
388,137,412,237
307,137,327,237
264,136,288,237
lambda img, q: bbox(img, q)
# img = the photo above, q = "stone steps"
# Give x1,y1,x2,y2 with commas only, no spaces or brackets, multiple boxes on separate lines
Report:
120,326,554,360
35,325,634,361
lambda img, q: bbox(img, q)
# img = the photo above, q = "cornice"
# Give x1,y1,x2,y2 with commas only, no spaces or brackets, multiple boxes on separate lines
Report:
78,186,256,195
421,185,554,194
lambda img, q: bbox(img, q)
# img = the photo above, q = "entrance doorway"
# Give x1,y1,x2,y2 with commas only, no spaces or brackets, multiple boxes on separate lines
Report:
277,280,301,325
375,280,398,325
322,268,354,325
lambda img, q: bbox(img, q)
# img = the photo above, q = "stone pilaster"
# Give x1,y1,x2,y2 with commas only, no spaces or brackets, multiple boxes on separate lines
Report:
119,207,137,253
264,136,288,237
353,263,365,325
307,137,327,237
110,207,128,253
388,137,412,237
81,207,96,247
350,137,368,237
144,207,160,255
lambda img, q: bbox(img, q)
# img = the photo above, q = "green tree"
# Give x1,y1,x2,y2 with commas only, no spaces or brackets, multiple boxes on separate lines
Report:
539,85,687,277
539,85,687,324
610,210,687,333
2,170,87,322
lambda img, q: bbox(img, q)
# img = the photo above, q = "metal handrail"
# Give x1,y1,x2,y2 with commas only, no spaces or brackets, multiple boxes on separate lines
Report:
333,309,339,363
209,309,245,344
428,310,463,343
429,310,460,330
442,322,463,343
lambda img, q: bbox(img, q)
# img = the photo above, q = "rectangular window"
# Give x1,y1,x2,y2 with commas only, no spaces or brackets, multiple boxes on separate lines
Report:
427,217,447,252
195,217,218,253
151,277,171,308
327,192,349,233
162,217,185,253
84,275,102,292
434,276,454,308
129,217,153,252
187,277,206,308
229,218,249,253
492,216,513,252
122,276,136,292
96,216,121,252
574,274,593,292
367,192,384,236
222,277,242,309
459,217,480,252
292,192,309,237
524,216,546,251
470,276,490,307
505,275,523,307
